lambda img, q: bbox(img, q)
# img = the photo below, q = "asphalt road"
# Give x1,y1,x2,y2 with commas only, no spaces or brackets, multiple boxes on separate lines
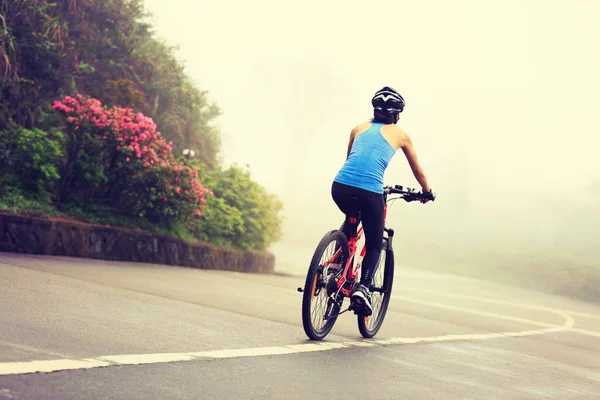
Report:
1,252,599,399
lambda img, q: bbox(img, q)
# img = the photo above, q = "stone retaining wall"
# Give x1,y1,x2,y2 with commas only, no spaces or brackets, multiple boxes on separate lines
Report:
0,213,275,273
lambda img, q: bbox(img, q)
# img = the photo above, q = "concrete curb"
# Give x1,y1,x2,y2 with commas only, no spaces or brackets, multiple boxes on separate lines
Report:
0,212,275,274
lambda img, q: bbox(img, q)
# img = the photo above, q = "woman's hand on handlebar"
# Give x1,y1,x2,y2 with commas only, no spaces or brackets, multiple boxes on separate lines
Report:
420,188,436,204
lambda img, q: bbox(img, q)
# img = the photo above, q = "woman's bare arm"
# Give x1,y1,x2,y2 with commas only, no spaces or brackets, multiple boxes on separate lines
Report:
400,134,431,193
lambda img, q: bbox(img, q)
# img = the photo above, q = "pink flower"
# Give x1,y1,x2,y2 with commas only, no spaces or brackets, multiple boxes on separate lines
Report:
52,93,213,216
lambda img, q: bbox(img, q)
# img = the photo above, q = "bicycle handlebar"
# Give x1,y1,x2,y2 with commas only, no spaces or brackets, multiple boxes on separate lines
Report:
383,185,435,202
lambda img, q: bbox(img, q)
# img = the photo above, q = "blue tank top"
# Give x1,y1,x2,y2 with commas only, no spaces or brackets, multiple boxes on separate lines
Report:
334,123,396,194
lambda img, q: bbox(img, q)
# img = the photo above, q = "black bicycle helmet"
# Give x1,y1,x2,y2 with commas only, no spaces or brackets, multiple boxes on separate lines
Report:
371,86,405,113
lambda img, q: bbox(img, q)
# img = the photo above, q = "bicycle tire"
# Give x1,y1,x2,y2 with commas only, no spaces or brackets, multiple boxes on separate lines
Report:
301,229,349,340
357,248,394,338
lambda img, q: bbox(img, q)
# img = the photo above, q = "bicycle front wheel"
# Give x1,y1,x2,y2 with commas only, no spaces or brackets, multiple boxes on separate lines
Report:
357,247,394,338
301,229,349,340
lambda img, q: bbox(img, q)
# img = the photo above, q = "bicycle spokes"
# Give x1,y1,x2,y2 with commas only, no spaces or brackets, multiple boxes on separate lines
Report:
364,251,386,330
309,240,342,330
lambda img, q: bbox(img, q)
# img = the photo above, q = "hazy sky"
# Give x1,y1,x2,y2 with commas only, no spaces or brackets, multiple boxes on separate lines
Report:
141,0,599,222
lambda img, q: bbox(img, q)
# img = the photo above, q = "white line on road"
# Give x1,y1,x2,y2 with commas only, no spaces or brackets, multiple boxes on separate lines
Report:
393,295,576,329
0,315,573,377
0,359,113,376
0,340,72,359
0,274,587,377
397,286,599,323
569,327,600,338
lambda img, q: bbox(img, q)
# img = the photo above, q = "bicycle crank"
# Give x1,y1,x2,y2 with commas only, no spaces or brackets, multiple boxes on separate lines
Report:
323,306,351,321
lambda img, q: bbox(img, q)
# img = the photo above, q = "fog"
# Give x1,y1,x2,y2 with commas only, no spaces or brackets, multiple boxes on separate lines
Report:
142,0,600,276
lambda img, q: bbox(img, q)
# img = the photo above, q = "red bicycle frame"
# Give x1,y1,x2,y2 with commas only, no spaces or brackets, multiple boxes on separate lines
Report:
323,202,389,298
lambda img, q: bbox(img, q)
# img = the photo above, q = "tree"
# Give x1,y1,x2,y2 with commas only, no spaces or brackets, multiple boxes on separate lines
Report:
0,0,221,167
195,164,284,251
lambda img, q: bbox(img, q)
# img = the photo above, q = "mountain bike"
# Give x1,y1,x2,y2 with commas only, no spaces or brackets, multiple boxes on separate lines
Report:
298,184,433,340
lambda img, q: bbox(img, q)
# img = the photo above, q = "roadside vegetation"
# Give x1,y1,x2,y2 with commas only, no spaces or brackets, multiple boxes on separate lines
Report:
0,0,283,252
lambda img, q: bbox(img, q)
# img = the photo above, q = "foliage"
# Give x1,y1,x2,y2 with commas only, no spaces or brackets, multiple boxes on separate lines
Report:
0,1,285,252
188,194,245,248
193,164,285,251
0,186,57,217
52,94,212,225
0,0,220,167
0,123,63,202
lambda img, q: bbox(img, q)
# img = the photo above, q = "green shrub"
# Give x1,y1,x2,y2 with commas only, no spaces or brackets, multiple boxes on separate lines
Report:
0,123,63,203
0,187,56,217
189,195,245,248
196,164,284,251
52,94,211,226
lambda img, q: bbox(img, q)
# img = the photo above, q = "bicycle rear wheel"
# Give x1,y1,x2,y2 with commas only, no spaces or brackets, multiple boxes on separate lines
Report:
301,229,349,340
357,247,394,338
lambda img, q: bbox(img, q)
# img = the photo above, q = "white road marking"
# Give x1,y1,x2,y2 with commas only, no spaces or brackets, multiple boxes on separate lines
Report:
0,359,112,376
98,353,196,365
0,324,567,377
0,308,574,376
0,340,72,359
0,275,591,377
397,285,600,339
565,311,600,321
188,346,297,359
399,286,600,321
569,327,600,338
393,295,576,329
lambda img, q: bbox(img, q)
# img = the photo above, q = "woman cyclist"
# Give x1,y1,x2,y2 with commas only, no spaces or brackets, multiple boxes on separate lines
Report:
331,86,435,315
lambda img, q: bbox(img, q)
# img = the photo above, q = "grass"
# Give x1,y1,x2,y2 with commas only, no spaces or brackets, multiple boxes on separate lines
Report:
0,190,59,218
0,189,197,244
0,187,270,257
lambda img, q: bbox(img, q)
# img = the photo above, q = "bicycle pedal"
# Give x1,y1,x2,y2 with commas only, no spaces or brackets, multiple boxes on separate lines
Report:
349,299,371,316
351,305,372,316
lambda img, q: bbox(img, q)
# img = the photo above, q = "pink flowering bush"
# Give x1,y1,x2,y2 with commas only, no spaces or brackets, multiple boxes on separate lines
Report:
52,94,212,224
